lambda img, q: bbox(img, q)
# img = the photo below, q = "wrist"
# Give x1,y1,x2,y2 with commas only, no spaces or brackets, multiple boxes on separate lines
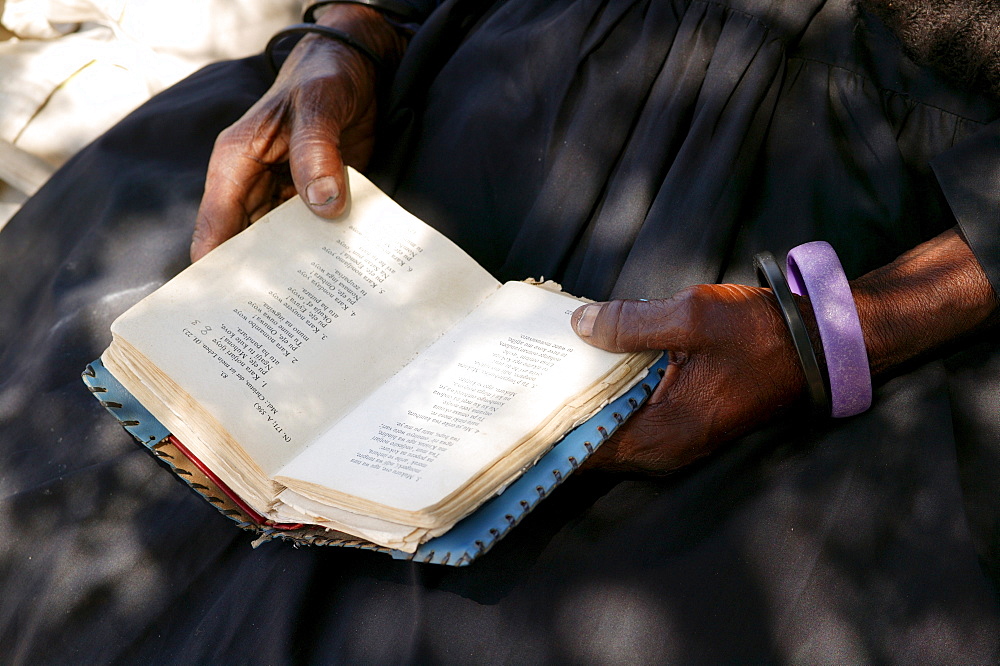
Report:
311,3,409,70
851,228,999,375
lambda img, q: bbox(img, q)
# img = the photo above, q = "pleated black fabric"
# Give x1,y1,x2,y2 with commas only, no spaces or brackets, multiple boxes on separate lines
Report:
2,0,999,662
376,0,1000,297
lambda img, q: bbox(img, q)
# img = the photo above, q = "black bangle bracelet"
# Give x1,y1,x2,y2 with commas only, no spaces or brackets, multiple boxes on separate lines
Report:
303,0,424,24
265,23,384,76
753,251,830,412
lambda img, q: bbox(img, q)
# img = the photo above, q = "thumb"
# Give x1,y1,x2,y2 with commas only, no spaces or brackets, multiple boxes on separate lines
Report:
289,110,350,219
571,299,682,353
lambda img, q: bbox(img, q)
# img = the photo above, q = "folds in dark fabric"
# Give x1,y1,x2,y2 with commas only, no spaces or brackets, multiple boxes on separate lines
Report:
1,0,998,662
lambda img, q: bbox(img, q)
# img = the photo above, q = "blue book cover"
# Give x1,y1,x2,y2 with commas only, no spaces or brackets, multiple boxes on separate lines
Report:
83,355,667,566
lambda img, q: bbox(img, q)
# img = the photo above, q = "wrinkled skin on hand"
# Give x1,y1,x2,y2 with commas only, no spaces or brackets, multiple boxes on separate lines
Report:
570,229,998,475
191,6,406,262
571,284,809,474
188,2,997,479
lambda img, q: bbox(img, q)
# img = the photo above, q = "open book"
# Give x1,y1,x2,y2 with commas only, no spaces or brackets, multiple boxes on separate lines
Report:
95,169,661,555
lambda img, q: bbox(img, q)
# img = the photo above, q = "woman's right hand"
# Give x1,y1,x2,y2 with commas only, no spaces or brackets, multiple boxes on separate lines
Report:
191,4,407,262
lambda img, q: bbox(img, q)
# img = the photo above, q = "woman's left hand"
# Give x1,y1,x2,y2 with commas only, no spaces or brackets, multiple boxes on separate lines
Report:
571,228,999,474
571,285,810,474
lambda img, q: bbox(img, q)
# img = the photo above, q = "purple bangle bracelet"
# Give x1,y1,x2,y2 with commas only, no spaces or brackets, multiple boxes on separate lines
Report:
786,241,872,418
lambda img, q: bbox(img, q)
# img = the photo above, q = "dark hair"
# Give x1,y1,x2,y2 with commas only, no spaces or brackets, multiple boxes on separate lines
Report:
859,0,1000,98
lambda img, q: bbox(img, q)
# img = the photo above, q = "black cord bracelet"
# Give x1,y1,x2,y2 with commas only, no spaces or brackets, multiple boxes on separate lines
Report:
753,251,830,412
303,0,425,24
265,23,383,76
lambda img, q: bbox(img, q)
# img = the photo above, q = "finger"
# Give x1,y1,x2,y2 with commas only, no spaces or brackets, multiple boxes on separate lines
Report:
288,102,349,219
192,132,276,261
571,298,689,352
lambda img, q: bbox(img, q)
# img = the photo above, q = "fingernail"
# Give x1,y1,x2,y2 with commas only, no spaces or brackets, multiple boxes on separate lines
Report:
306,177,339,207
575,303,601,337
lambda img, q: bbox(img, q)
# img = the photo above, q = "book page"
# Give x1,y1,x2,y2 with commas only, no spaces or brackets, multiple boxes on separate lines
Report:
108,170,500,474
275,281,629,515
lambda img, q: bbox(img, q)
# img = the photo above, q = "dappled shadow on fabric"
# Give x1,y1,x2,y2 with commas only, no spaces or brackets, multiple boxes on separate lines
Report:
1,0,1000,662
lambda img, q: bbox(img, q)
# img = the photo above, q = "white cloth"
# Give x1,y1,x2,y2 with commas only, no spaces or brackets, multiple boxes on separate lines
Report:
0,0,298,214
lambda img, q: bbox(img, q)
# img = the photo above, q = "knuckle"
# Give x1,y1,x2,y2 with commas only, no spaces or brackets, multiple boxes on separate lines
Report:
605,301,632,352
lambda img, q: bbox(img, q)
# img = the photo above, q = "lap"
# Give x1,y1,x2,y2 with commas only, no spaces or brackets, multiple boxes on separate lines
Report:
1,53,998,664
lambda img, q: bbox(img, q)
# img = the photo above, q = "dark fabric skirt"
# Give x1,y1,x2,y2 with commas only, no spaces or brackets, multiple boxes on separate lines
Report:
2,0,998,662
